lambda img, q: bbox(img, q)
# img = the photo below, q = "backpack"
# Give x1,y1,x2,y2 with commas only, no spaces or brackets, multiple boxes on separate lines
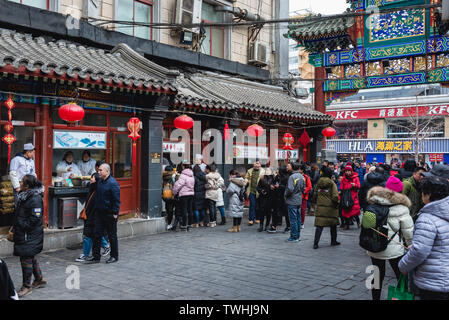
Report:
340,189,354,210
359,203,398,253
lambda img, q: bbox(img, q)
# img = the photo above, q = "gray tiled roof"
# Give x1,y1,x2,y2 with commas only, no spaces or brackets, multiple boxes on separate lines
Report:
175,73,332,122
288,16,354,39
0,29,178,91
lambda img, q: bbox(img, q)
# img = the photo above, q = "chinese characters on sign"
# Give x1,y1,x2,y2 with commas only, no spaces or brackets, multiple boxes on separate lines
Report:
328,105,449,120
375,140,413,152
429,153,444,162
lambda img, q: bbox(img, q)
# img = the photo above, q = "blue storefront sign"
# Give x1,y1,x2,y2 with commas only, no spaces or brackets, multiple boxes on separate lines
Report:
326,139,449,154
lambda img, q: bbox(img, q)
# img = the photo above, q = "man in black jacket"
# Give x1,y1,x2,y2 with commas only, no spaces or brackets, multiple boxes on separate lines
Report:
87,163,121,264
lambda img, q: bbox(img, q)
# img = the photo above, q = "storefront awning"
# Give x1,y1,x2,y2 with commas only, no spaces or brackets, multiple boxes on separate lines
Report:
174,72,333,123
0,29,178,93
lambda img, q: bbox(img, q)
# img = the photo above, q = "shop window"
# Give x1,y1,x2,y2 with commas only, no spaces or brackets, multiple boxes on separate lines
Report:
387,118,444,139
0,126,34,177
110,116,129,128
52,149,107,177
113,134,132,178
83,114,107,127
1,107,35,123
163,127,171,139
116,0,153,40
334,121,367,139
9,0,48,10
200,2,225,59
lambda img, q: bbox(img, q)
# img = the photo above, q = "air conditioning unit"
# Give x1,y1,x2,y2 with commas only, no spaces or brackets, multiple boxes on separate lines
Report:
248,41,268,67
175,0,202,33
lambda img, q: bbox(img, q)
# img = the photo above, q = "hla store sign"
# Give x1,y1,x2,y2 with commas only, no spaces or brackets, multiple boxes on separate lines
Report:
326,139,449,154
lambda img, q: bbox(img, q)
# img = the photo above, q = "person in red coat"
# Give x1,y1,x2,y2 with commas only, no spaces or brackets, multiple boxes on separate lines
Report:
340,165,361,230
300,164,312,228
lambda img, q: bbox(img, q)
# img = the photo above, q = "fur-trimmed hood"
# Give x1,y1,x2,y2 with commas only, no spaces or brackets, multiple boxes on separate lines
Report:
367,186,411,208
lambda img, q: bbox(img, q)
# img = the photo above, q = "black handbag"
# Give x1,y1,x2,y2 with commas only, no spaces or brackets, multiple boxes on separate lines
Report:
341,189,354,210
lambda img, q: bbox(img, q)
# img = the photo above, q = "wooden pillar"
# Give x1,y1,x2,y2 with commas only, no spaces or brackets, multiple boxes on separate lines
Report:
40,99,53,228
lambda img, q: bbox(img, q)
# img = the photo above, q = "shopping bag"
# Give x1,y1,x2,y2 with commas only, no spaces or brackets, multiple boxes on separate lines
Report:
387,274,414,300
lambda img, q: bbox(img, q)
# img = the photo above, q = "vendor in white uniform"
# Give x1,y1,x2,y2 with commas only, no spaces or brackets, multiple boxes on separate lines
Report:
56,151,81,180
77,150,96,176
9,143,36,205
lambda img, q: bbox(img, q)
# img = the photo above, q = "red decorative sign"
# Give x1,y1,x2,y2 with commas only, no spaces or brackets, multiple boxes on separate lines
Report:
429,153,444,162
327,105,449,120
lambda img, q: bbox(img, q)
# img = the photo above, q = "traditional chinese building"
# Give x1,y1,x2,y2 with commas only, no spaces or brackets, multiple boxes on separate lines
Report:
286,0,449,164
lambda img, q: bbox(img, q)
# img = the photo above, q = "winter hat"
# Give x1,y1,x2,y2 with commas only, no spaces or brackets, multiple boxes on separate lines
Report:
369,166,376,173
385,176,404,193
344,165,353,172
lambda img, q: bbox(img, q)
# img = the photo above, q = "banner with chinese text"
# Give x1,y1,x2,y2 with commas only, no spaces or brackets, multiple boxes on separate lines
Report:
326,139,449,154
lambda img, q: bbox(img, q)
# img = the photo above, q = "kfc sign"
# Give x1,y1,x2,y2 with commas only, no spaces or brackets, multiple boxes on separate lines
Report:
328,105,449,120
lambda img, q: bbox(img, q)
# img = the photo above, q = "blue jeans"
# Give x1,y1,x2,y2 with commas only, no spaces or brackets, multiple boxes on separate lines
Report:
83,236,108,257
194,209,206,223
288,205,301,240
249,193,257,222
217,206,225,219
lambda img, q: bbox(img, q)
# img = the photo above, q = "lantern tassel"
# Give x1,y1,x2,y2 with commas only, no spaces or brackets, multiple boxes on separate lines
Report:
7,145,11,165
132,142,137,167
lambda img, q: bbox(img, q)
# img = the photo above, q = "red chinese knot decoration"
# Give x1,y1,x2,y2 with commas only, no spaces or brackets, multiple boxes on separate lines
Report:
282,132,294,162
246,124,264,137
59,102,85,124
174,115,194,130
299,129,311,162
127,117,141,167
2,95,16,164
322,127,336,138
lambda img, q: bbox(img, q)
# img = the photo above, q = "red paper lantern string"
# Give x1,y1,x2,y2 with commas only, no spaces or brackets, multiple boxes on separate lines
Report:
247,124,264,137
174,115,194,130
322,127,336,138
127,117,141,166
59,102,85,124
2,95,15,164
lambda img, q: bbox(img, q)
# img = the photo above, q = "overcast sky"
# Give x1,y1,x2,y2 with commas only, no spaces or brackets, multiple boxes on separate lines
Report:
289,0,350,15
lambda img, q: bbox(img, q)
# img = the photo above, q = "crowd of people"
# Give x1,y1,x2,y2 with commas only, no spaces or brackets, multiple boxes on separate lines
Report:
3,141,449,300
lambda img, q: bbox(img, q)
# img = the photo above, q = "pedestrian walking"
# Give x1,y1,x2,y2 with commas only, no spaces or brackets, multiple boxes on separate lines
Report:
12,175,46,297
276,165,290,233
86,163,121,264
399,175,449,300
244,160,265,226
340,165,361,230
299,164,312,229
256,167,275,232
284,162,305,242
365,176,414,300
359,166,387,212
402,166,425,222
76,161,111,262
312,167,340,249
308,164,320,215
214,168,227,225
192,164,207,228
162,165,176,226
0,259,18,300
205,165,221,228
9,143,36,206
226,170,246,232
172,163,195,231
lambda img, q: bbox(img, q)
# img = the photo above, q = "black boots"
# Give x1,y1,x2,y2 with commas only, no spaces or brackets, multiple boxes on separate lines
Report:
218,216,226,225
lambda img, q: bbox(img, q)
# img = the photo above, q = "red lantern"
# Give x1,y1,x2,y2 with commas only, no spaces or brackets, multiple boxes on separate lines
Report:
223,121,230,141
282,133,294,162
174,115,194,130
299,129,311,162
2,133,16,164
246,124,264,137
322,127,336,138
59,102,85,124
127,117,141,166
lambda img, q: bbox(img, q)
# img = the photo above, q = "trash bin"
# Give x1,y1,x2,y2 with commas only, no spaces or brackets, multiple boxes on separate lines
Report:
58,197,78,229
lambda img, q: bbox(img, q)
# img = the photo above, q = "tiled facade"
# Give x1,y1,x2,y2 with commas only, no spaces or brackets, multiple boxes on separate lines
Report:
45,0,275,71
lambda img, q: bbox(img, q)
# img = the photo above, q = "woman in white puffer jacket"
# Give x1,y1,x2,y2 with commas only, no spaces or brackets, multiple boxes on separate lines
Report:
365,176,414,300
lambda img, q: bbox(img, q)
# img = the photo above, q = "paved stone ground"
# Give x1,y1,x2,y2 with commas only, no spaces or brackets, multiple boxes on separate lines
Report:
1,215,398,300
